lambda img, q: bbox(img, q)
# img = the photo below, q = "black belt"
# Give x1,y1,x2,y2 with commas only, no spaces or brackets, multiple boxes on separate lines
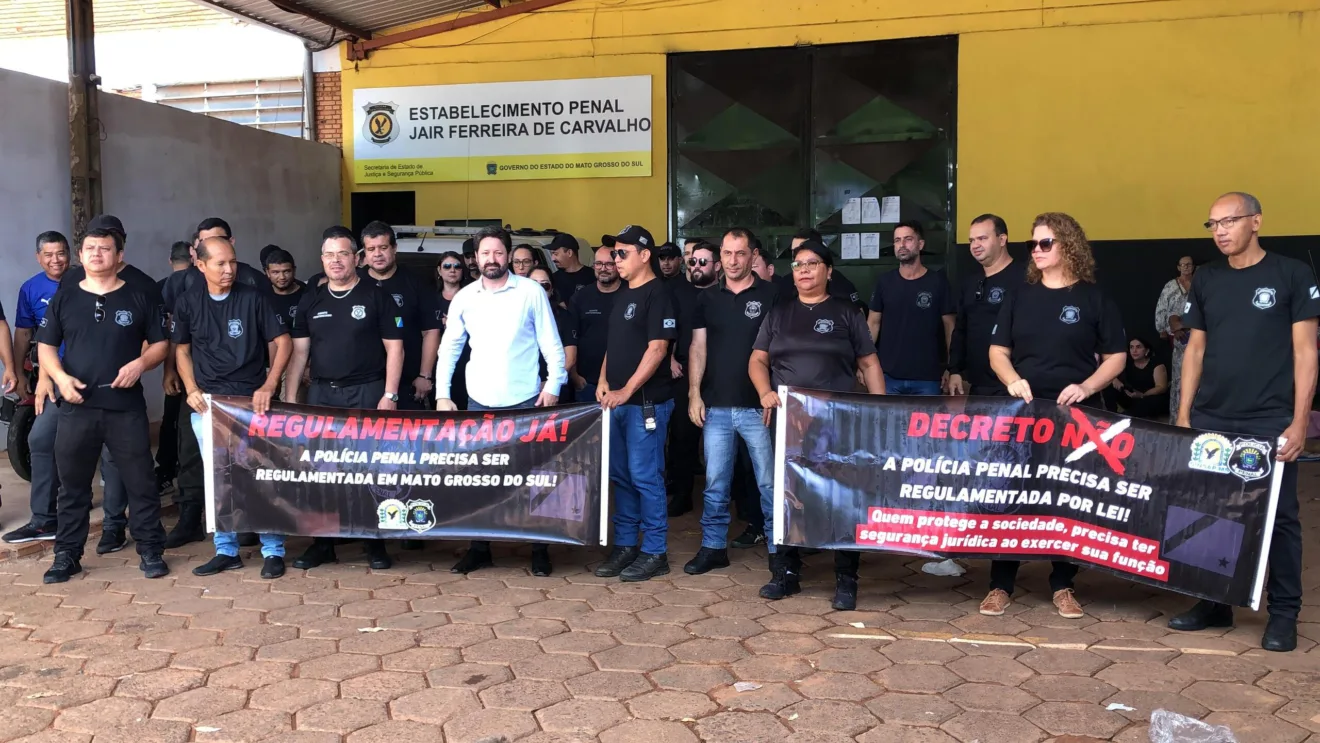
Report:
312,374,384,388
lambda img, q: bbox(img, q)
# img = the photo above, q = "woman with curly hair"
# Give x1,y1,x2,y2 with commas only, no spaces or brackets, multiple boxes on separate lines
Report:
981,212,1127,620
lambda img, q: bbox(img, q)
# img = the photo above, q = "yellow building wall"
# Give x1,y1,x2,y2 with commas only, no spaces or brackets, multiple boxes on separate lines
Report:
339,0,1320,244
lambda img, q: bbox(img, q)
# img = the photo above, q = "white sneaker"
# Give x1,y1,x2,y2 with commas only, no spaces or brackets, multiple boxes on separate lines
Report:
921,558,966,577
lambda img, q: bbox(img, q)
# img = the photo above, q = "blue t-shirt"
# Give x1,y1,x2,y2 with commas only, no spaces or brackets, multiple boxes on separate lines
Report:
16,272,60,330
16,272,63,358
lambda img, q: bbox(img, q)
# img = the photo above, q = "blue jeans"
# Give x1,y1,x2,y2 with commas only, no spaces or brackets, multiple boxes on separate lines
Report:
884,376,941,396
701,407,776,552
27,401,61,530
609,400,673,555
191,413,284,556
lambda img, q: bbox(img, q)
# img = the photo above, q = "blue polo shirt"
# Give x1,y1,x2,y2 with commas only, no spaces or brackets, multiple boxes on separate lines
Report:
16,272,63,357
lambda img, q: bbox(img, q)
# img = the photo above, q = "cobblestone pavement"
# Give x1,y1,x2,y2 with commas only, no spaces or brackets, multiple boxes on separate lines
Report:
0,471,1316,743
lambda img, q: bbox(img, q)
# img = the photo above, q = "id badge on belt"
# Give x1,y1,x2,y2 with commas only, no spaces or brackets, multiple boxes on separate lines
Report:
643,401,657,431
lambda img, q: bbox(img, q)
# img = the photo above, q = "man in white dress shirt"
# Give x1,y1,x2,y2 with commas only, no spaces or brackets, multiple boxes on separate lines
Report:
436,226,567,577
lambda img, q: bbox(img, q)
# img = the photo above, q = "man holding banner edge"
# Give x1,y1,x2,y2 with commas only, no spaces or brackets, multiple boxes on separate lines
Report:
1168,192,1318,652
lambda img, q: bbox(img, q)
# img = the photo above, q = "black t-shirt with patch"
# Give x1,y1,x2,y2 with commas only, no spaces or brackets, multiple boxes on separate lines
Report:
753,297,876,393
671,279,716,365
605,279,678,405
271,285,307,327
869,268,955,381
162,263,271,314
990,280,1126,400
171,283,288,396
567,285,619,384
693,277,780,408
361,268,442,383
291,280,402,385
551,267,596,303
36,283,167,410
1183,252,1320,423
777,271,865,311
62,264,164,308
950,260,1028,391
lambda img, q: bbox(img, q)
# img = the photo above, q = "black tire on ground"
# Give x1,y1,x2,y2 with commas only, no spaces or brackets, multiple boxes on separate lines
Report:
6,404,34,482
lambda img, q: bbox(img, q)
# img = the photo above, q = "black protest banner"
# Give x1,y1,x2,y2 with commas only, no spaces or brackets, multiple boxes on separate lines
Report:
774,388,1283,608
201,397,609,545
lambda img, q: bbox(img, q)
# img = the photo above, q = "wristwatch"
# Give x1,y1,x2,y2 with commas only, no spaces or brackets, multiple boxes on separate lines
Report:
384,392,399,402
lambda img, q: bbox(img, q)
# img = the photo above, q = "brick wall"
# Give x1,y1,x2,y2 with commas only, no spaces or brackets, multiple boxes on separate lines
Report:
313,71,342,147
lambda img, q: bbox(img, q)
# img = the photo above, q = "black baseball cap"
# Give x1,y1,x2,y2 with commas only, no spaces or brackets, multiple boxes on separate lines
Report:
792,239,834,266
614,225,654,249
548,233,579,252
599,234,617,248
87,214,126,239
658,242,681,258
462,238,475,255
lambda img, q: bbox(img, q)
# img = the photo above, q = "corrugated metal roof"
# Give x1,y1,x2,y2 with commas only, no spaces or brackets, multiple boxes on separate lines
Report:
188,0,503,50
0,0,223,39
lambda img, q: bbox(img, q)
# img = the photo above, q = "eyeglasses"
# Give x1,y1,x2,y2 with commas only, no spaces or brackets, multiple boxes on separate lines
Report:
94,295,105,323
440,263,462,270
791,259,825,271
688,258,711,267
1204,214,1257,231
610,249,634,260
511,258,535,266
1026,238,1058,253
592,261,613,268
322,250,354,260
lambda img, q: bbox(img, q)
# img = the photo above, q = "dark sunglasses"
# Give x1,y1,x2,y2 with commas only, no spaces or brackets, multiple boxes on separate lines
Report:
610,248,635,260
440,263,463,270
94,295,106,323
538,282,553,291
688,258,711,267
1026,238,1058,252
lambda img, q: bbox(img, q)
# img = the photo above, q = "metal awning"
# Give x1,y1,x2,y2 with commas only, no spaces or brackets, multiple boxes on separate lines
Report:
186,0,510,50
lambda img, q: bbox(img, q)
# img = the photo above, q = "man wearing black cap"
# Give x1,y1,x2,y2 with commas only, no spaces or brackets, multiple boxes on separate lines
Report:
462,238,479,281
37,225,171,583
657,243,684,282
360,221,442,411
284,226,404,570
548,233,594,301
594,224,678,582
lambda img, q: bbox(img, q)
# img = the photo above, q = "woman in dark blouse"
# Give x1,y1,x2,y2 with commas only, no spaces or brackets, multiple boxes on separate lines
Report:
435,251,471,409
529,267,576,403
749,240,884,611
986,211,1126,621
1103,337,1169,418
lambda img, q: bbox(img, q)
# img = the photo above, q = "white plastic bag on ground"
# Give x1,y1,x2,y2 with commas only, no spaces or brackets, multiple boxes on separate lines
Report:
921,558,966,577
1149,709,1237,743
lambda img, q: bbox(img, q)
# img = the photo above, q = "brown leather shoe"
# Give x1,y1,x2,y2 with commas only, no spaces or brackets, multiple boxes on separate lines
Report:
979,589,1011,616
1053,588,1084,619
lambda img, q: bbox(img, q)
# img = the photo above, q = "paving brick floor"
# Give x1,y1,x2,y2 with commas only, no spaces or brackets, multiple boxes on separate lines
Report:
0,466,1316,742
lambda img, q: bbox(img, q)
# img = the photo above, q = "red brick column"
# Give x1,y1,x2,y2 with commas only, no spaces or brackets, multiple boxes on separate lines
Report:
314,71,343,147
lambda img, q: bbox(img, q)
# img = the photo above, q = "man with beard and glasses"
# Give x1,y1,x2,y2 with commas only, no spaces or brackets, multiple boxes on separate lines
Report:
1167,192,1319,653
948,214,1024,397
665,241,718,516
684,227,779,575
866,221,955,395
548,233,595,301
284,226,405,571
173,237,291,580
4,231,69,545
37,226,171,583
567,245,622,404
594,225,678,583
437,226,566,578
360,221,443,411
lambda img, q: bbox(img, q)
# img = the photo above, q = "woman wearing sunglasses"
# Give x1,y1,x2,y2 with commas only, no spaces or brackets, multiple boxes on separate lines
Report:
983,212,1126,620
529,267,577,403
749,240,885,610
435,251,471,409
